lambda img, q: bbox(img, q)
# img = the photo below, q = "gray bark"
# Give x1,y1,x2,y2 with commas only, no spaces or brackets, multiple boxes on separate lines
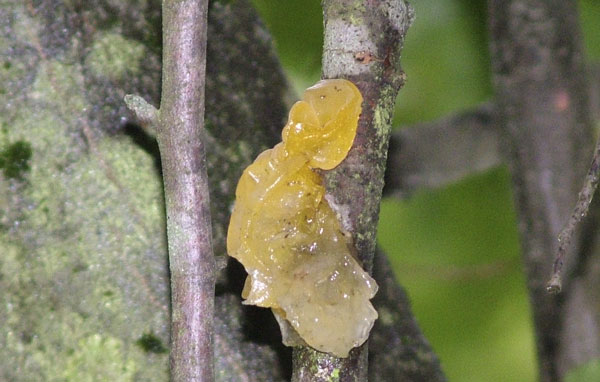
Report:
488,1,600,380
154,0,214,380
0,0,443,381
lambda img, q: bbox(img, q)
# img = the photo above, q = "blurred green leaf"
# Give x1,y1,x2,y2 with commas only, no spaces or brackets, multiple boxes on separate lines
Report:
394,0,492,126
251,0,323,93
580,0,600,59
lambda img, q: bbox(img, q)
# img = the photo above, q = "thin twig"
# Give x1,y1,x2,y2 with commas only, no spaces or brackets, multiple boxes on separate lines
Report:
159,0,214,381
124,94,159,137
547,138,600,293
126,0,215,380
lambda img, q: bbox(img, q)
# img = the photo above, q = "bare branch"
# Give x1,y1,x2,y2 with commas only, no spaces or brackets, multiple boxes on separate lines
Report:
543,63,600,291
547,138,600,293
488,0,598,379
158,0,214,381
384,102,501,197
384,63,600,198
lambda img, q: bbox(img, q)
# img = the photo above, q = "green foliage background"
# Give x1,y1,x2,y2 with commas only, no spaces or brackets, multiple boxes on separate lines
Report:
251,0,600,381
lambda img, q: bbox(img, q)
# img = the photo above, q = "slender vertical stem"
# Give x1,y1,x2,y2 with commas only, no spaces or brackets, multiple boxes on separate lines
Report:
159,0,214,381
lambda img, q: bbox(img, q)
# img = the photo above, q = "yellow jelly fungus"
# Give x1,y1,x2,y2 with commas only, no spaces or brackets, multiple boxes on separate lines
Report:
227,79,378,357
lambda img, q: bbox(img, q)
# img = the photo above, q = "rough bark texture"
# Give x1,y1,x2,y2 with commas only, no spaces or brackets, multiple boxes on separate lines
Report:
488,0,600,380
289,1,416,381
1,0,444,381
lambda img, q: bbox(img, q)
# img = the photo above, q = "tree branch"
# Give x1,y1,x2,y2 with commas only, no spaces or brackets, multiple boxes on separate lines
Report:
290,1,413,381
383,62,600,198
547,64,600,292
488,1,598,380
124,94,159,137
547,138,600,293
384,102,501,197
158,0,214,381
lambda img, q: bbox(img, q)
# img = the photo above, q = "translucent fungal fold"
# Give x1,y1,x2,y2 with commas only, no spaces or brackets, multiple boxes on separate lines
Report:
227,79,378,357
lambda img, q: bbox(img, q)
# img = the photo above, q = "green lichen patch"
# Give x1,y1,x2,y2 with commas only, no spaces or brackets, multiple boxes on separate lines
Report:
0,58,28,98
85,31,146,81
136,332,168,354
1,102,168,381
0,140,32,180
61,334,137,382
9,6,41,52
330,367,341,381
30,59,88,121
26,332,138,382
377,306,395,326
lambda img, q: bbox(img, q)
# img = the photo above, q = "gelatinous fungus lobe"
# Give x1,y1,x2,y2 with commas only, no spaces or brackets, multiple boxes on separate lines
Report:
227,79,378,358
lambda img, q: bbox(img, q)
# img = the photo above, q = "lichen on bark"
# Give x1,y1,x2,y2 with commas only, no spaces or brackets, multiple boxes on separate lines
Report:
0,1,289,381
1,0,444,381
